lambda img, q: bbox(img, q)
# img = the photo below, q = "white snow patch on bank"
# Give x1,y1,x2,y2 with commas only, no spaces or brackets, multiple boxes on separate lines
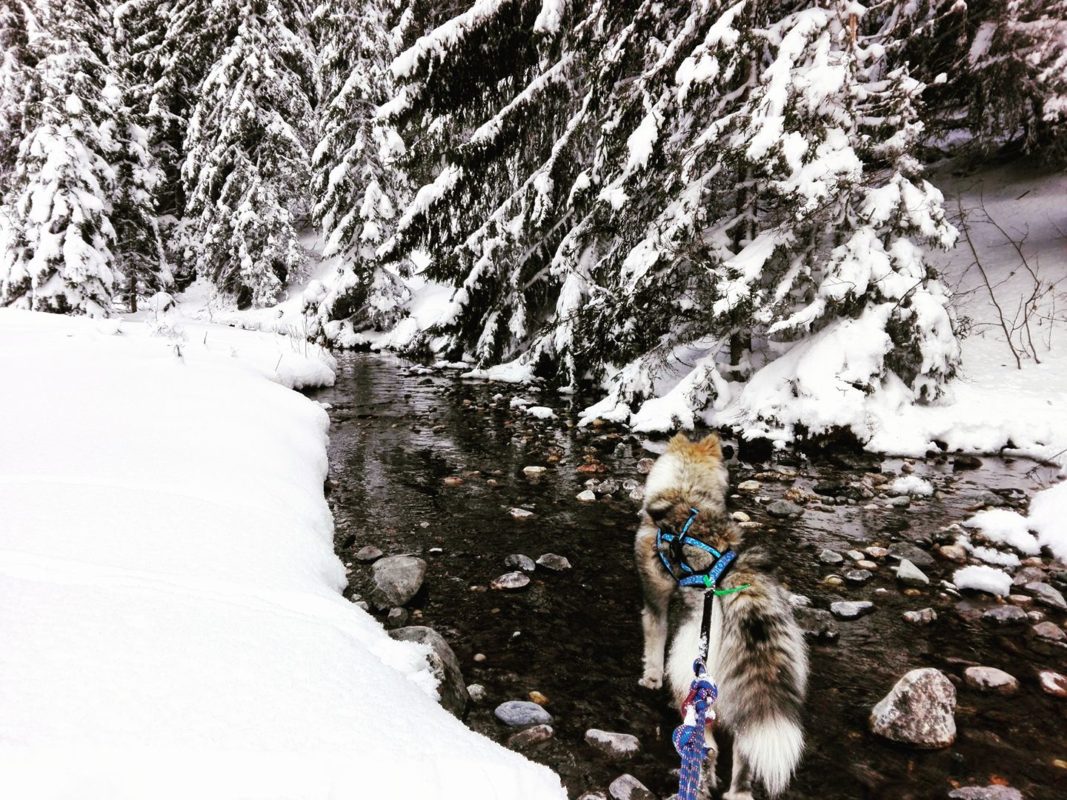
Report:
526,405,556,420
962,508,1041,555
952,565,1012,596
888,475,935,497
0,310,564,800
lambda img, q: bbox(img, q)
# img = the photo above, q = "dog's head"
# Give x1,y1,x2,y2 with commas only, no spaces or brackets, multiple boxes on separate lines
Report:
642,432,729,527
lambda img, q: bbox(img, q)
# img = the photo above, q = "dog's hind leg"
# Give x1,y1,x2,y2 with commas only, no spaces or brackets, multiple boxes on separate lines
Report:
638,596,669,689
697,740,719,799
722,745,754,800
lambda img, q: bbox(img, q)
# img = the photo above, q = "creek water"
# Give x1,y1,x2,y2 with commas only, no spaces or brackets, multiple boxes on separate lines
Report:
310,352,1066,800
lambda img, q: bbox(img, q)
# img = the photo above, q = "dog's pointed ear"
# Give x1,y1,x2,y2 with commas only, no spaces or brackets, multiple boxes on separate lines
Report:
697,432,722,459
667,432,690,453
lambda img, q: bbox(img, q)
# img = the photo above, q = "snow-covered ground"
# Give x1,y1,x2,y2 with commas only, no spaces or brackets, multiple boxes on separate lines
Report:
0,309,564,800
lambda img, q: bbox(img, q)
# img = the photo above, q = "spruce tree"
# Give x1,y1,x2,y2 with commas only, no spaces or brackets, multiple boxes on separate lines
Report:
181,0,317,309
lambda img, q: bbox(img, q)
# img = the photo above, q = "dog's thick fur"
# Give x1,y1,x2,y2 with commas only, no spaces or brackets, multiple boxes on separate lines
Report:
635,433,808,799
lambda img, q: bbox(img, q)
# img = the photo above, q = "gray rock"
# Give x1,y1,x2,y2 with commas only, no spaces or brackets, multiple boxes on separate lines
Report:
1038,670,1067,698
831,600,875,620
508,724,554,749
767,499,803,518
369,555,427,609
1024,581,1067,611
1032,621,1066,642
576,489,598,502
903,608,938,625
386,607,409,628
536,553,572,571
505,554,536,572
888,542,935,569
585,729,641,760
795,607,839,642
886,495,911,508
819,549,844,565
948,785,1024,800
788,593,812,607
896,559,930,587
731,510,751,523
737,479,761,493
510,507,535,519
982,605,1028,625
389,626,469,717
636,458,655,474
491,571,531,590
523,465,547,478
494,700,553,727
844,568,873,585
467,683,487,703
608,774,655,800
355,545,383,563
870,668,956,749
1011,566,1047,586
963,666,1019,695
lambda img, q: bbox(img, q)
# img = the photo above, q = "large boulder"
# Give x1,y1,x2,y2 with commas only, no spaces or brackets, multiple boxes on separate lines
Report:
389,626,469,718
369,555,427,609
870,668,956,748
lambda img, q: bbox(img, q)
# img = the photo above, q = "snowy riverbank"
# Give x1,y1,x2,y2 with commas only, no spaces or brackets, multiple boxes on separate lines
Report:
0,309,564,800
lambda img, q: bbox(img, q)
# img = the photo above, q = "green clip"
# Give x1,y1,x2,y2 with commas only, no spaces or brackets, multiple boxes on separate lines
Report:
711,583,751,597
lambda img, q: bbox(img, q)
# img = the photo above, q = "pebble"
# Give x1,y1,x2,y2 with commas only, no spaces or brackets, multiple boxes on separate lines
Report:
952,454,983,471
737,479,761,493
865,546,889,559
523,465,547,478
369,555,427,609
948,786,1023,800
636,458,655,474
1012,565,1047,586
788,593,812,607
508,724,554,749
963,666,1020,695
354,545,383,563
869,668,956,748
831,600,874,620
608,774,655,800
938,544,969,563
386,607,409,627
467,684,487,703
888,542,935,569
1025,581,1067,611
819,549,844,565
473,653,487,663
847,550,866,561
528,690,549,705
491,571,531,590
844,568,874,585
585,729,641,760
1007,594,1033,607
823,575,845,587
576,489,598,502
856,559,879,570
536,553,572,571
442,476,463,487
1038,670,1067,698
1032,620,1066,642
896,559,930,587
981,605,1028,625
767,499,803,518
731,511,751,523
494,700,553,727
903,608,937,625
505,554,536,572
509,507,535,519
886,495,911,508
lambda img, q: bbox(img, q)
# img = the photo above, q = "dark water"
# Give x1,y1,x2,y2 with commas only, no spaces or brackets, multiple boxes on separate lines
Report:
311,353,1067,800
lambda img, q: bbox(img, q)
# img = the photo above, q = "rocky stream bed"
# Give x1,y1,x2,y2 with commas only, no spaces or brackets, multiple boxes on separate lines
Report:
310,353,1067,800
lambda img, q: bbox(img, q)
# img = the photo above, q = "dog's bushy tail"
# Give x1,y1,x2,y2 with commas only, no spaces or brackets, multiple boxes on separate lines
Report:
717,549,808,796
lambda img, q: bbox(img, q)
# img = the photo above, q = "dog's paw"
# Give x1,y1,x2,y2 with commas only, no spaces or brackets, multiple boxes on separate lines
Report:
638,673,662,690
722,792,754,800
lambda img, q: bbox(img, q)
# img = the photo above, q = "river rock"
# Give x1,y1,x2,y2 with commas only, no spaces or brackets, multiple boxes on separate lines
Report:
1012,566,1046,586
1024,581,1067,611
508,724,554,749
386,607,409,628
608,774,654,800
355,545,383,563
844,569,874,585
536,553,572,571
737,479,761,493
731,511,751,523
888,542,935,569
369,555,427,608
903,608,937,625
576,489,598,502
578,794,608,800
1032,621,1066,642
897,559,930,587
948,786,1023,800
509,507,535,519
819,549,844,565
831,600,874,620
494,700,553,727
491,571,531,590
523,465,547,478
505,554,536,572
869,668,956,748
767,499,803,518
467,683,487,703
1038,670,1067,698
938,544,968,564
636,458,655,474
795,607,839,642
389,626,469,717
981,605,1027,625
789,593,812,607
963,666,1019,695
865,546,890,559
585,729,641,760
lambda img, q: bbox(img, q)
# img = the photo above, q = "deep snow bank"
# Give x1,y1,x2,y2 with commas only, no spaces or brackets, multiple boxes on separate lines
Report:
0,310,564,800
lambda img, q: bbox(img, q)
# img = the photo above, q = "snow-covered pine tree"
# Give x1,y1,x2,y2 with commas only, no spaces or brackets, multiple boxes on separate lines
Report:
0,0,120,315
308,0,410,337
181,0,317,309
383,0,961,433
0,0,38,185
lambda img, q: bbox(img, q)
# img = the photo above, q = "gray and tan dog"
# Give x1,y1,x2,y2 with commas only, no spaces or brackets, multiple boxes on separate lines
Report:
635,433,808,799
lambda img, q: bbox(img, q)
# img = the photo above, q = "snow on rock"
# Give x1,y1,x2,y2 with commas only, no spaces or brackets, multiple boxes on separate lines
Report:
962,508,1040,555
0,309,565,800
952,565,1012,596
888,475,934,497
526,405,556,420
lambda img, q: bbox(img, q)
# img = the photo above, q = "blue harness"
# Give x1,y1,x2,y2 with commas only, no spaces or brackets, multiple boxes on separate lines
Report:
655,507,737,588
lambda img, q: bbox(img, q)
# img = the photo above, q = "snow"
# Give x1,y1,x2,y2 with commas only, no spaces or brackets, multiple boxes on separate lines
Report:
962,508,1040,556
533,0,566,35
526,405,556,420
952,565,1012,596
888,476,935,497
0,309,564,800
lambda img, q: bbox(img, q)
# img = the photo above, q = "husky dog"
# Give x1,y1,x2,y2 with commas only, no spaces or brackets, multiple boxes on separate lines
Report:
635,433,808,799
